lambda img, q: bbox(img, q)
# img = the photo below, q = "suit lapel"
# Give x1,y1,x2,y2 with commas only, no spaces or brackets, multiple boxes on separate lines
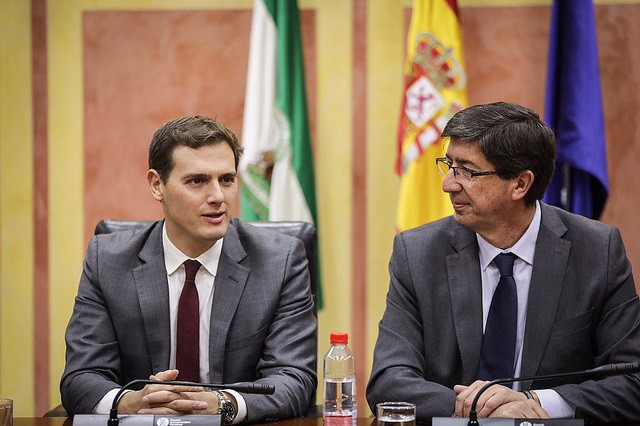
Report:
133,221,171,374
208,222,249,383
446,223,485,383
520,204,571,385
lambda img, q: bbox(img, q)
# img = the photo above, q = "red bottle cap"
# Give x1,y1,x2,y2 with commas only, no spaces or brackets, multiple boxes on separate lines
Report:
330,332,348,344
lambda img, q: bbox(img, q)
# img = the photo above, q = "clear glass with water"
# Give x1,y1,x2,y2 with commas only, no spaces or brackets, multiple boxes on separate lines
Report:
376,402,416,426
323,333,357,425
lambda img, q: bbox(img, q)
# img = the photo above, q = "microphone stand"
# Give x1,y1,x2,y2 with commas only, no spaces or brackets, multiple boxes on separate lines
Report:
467,362,639,426
108,380,275,426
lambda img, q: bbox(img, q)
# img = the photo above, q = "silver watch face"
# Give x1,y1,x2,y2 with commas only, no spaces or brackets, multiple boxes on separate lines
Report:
217,393,236,424
220,401,236,423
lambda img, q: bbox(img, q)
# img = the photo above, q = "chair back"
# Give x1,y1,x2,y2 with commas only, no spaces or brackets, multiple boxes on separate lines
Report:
94,219,318,314
94,219,153,235
247,221,318,314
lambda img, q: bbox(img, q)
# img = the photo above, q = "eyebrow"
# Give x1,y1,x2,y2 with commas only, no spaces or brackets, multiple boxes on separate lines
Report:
220,172,237,179
181,173,211,182
445,153,482,170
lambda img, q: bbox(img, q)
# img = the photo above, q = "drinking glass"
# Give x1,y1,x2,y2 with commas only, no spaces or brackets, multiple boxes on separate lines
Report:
0,398,12,426
376,401,416,426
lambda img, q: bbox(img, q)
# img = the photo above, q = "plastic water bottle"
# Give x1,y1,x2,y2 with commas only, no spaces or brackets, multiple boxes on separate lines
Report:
323,332,357,425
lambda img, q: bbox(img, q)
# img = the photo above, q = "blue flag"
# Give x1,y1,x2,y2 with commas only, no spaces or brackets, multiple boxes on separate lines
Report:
543,0,609,219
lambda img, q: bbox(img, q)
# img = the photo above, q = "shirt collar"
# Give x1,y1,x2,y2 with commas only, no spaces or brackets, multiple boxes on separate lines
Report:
477,200,541,270
162,222,223,276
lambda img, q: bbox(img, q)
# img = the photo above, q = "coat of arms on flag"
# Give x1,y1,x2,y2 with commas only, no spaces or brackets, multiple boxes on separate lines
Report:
399,32,465,174
240,0,322,307
396,0,468,232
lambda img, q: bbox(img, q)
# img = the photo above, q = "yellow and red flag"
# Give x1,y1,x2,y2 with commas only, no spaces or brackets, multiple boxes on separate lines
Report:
396,0,468,231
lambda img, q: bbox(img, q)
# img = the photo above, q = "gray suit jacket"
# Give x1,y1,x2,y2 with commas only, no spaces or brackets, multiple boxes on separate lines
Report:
366,203,640,423
61,218,317,422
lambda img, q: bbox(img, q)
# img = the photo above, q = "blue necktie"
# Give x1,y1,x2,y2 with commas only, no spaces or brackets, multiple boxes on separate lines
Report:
477,253,518,382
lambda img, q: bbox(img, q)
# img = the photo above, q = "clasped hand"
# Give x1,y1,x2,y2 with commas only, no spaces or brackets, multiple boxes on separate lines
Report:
453,381,549,419
117,369,218,415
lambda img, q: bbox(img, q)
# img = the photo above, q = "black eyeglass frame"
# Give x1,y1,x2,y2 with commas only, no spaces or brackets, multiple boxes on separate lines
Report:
435,157,498,179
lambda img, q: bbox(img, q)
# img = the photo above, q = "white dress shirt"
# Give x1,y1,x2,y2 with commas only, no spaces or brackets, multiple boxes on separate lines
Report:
94,223,247,423
163,225,220,382
476,201,574,418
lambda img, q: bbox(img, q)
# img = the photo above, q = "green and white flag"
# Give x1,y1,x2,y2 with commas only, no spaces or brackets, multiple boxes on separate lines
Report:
240,0,321,305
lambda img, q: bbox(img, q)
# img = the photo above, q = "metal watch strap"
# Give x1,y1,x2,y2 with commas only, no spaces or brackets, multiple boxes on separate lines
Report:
213,390,236,424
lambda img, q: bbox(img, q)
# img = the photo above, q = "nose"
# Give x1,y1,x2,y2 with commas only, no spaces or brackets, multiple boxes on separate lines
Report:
441,170,462,194
207,182,225,204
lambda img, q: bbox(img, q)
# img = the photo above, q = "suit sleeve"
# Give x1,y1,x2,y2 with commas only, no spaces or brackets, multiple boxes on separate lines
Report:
367,233,457,420
242,237,317,422
553,227,640,423
60,236,123,415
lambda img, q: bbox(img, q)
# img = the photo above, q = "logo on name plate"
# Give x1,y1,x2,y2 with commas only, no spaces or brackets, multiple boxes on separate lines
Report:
156,417,170,426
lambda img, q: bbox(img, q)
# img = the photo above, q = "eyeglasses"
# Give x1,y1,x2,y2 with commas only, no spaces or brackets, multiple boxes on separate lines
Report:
435,157,497,182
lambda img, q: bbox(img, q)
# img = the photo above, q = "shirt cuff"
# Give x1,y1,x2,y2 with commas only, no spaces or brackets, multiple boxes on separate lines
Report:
224,389,247,424
534,389,576,418
93,388,127,414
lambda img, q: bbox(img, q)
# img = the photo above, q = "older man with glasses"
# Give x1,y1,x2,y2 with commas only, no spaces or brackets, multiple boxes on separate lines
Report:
367,101,640,424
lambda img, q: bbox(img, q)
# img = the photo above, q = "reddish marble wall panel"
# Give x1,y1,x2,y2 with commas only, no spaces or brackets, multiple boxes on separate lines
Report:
461,6,551,112
596,5,640,267
81,3,640,273
82,9,316,244
83,10,252,241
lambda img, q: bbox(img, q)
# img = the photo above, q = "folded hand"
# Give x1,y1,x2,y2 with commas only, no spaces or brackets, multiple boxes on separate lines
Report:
453,381,547,419
117,369,211,415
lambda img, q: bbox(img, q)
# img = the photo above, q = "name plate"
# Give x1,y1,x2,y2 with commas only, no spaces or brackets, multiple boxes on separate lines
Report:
432,418,583,426
74,414,221,426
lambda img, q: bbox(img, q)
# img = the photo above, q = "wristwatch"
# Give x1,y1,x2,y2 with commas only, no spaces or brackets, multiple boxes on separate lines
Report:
213,390,236,424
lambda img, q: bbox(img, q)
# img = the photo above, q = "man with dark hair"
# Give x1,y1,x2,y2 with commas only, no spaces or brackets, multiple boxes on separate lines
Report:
367,102,640,423
61,116,317,423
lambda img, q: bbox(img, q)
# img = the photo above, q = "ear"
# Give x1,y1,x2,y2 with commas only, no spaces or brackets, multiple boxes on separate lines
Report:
148,169,164,202
511,170,534,202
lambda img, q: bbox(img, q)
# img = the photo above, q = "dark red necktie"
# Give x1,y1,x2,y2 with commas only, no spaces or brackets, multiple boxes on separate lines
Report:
176,259,201,382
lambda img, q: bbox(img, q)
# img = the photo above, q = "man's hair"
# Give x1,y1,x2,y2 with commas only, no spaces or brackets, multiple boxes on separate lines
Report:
441,101,556,206
149,115,244,182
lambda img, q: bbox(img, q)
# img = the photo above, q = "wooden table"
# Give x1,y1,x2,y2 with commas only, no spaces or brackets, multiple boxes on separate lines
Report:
15,418,378,426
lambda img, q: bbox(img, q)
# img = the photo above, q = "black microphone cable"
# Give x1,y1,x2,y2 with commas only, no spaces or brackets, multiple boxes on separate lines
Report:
467,362,640,426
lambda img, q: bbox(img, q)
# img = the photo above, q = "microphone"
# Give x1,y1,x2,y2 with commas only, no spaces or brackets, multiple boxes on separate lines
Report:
108,379,275,426
467,362,640,426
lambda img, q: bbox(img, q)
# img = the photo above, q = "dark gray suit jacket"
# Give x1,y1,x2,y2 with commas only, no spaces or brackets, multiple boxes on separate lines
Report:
367,203,640,423
61,218,317,422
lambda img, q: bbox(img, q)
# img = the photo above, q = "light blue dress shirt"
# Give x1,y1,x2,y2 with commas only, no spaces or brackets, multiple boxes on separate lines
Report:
476,201,574,418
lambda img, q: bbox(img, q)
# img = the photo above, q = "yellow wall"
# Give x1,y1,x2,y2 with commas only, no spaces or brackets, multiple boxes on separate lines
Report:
0,0,35,416
309,0,355,377
365,0,404,393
